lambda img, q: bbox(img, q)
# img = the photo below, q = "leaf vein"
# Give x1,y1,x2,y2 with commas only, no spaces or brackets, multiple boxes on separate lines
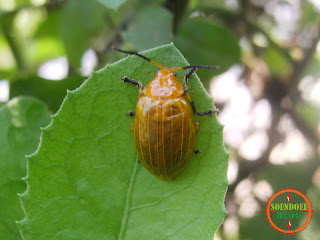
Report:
118,159,139,240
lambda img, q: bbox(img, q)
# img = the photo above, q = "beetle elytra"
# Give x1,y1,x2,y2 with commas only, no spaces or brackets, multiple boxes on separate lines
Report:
114,47,219,180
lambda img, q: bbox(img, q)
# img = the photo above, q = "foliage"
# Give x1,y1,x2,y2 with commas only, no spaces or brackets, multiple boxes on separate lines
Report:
123,6,173,50
16,44,228,239
0,97,51,240
174,17,240,88
0,0,320,239
9,75,85,112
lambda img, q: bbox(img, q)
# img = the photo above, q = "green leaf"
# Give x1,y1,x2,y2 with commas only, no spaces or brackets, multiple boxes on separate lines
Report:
9,75,85,112
0,35,16,72
98,0,127,10
192,0,227,8
258,162,313,191
301,187,320,240
240,210,300,240
262,46,291,76
0,97,51,240
60,0,106,68
26,37,65,68
240,161,317,240
295,102,320,130
35,10,62,38
299,2,320,29
174,17,240,89
18,44,228,239
305,55,320,78
122,6,173,51
29,10,65,66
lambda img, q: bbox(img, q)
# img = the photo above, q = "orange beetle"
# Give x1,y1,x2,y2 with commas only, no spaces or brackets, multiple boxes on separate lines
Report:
114,47,218,180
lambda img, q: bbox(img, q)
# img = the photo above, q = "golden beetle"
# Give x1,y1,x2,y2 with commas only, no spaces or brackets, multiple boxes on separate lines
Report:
114,47,218,180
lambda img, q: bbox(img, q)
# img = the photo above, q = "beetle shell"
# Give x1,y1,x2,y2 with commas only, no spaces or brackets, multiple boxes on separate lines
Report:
131,68,200,180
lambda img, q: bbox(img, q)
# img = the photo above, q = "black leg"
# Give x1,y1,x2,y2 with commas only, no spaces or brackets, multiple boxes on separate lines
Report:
126,110,135,117
194,149,201,155
188,96,219,116
136,159,140,163
183,67,197,92
196,109,220,116
121,76,143,90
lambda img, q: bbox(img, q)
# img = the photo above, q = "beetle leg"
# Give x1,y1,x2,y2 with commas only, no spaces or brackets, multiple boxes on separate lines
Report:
183,67,198,92
186,94,219,116
193,149,201,155
121,76,143,90
126,110,135,117
196,109,220,116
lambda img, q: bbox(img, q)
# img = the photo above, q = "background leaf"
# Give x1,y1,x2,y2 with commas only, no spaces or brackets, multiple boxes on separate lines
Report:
9,75,85,112
1,1,319,239
301,187,320,240
262,46,291,76
98,0,128,10
0,97,51,240
29,10,65,67
174,17,240,89
18,44,228,239
239,160,318,240
122,6,173,51
60,0,107,68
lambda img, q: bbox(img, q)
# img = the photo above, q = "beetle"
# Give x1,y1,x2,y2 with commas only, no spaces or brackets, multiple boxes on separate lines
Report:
114,47,219,180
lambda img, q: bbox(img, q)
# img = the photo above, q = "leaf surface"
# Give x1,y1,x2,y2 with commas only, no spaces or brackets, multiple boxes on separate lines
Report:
18,44,228,240
60,0,106,68
174,17,240,88
0,97,51,240
123,6,173,51
98,0,127,10
10,75,85,112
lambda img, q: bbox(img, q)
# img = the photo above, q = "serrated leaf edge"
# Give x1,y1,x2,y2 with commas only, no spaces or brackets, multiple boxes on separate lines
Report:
16,43,229,239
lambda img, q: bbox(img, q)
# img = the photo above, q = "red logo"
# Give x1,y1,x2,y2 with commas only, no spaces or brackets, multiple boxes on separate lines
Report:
265,187,313,235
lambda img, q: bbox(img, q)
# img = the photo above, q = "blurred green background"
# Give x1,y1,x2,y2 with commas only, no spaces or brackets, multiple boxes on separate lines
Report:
0,0,319,239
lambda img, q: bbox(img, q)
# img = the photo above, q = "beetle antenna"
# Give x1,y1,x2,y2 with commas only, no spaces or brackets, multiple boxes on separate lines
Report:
113,46,163,68
171,65,219,92
171,65,219,71
182,65,219,70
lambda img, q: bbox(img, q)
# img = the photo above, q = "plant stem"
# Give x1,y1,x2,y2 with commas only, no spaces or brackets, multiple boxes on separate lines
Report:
1,20,26,72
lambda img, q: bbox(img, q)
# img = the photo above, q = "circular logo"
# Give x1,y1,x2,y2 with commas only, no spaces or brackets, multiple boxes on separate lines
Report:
265,187,313,235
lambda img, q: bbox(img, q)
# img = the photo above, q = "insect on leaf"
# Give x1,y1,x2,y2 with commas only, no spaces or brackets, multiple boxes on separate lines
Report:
18,44,229,240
